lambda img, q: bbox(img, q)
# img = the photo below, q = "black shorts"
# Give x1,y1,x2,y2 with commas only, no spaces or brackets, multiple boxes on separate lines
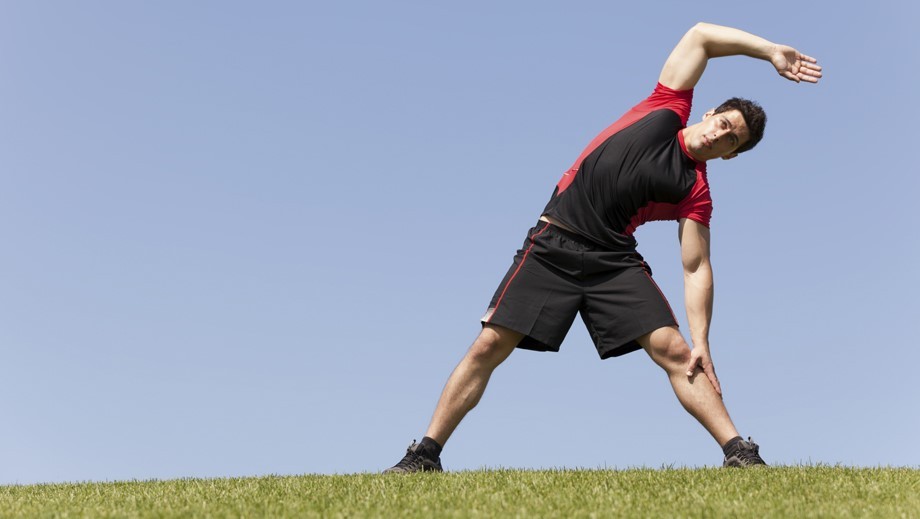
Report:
481,221,678,359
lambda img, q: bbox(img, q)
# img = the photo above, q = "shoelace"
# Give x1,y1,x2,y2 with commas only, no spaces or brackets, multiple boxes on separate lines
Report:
392,441,425,470
738,437,766,464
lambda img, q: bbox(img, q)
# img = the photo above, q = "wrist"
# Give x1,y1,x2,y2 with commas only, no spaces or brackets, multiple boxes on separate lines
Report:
761,42,778,61
691,338,710,349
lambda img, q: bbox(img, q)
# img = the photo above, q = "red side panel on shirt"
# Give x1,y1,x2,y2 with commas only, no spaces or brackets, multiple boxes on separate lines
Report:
556,83,693,194
623,167,712,236
676,167,712,227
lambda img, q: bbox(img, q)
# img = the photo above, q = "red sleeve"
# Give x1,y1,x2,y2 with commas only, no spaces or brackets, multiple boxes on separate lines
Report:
676,168,713,228
630,83,694,125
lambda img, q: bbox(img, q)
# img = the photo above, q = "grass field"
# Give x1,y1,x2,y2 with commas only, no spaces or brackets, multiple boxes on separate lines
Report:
1,467,918,518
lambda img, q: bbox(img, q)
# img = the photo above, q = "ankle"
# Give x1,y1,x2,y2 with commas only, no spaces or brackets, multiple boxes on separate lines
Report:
721,436,743,455
419,436,443,458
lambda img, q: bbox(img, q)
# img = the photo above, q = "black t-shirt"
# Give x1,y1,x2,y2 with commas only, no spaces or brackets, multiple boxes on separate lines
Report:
542,83,712,251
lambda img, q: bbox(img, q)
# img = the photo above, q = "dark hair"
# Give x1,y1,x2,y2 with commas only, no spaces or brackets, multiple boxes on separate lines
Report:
714,97,766,154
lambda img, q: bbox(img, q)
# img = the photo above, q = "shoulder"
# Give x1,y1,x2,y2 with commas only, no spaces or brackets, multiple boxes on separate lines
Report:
631,83,694,125
677,169,713,227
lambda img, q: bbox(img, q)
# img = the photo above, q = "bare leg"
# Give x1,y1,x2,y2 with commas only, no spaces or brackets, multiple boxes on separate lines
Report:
636,326,739,446
424,323,523,446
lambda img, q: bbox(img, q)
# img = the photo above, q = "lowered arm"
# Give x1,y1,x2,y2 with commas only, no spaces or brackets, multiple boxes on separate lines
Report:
679,217,721,396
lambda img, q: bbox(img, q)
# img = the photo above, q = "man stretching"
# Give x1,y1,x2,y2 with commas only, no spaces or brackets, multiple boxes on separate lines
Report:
385,22,821,472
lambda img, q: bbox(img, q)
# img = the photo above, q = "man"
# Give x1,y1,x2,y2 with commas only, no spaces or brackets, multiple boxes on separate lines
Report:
385,22,821,472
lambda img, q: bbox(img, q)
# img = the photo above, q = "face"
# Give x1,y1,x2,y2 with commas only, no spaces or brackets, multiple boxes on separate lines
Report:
683,109,751,162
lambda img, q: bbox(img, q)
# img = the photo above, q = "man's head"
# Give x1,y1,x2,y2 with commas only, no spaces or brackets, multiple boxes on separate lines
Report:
682,97,767,161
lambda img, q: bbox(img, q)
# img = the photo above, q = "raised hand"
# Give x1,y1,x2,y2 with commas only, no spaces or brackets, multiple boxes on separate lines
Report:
771,44,823,83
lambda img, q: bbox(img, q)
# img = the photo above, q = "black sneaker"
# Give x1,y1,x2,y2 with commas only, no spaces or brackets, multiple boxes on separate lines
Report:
383,440,443,474
723,437,768,467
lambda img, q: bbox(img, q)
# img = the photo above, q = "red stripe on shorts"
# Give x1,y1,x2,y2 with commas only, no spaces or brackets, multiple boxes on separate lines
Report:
644,270,678,324
487,222,551,322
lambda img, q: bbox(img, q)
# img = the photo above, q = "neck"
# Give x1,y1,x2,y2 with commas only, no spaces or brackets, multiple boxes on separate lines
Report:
679,127,706,162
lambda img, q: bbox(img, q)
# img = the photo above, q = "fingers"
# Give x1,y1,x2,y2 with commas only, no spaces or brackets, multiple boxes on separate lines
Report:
685,354,699,377
776,48,822,84
798,52,819,64
686,352,723,397
780,70,801,83
781,64,822,83
704,364,723,397
796,53,822,83
798,64,823,83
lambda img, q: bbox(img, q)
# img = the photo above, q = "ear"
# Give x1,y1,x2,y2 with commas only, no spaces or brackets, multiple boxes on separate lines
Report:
720,152,739,160
702,110,715,120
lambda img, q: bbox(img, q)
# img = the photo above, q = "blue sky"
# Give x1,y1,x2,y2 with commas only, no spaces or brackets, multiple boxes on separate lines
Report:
1,1,918,484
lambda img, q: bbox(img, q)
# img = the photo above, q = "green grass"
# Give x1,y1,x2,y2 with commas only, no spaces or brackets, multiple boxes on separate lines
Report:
1,467,917,518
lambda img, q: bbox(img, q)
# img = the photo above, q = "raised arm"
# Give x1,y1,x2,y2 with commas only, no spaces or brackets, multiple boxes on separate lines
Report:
659,22,822,91
679,218,721,396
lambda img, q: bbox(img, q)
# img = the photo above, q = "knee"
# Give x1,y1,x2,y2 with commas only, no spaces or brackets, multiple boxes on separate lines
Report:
649,331,691,369
466,327,516,367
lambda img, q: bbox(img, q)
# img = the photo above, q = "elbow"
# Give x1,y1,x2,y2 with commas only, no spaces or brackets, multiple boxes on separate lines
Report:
683,258,711,277
680,23,712,55
683,262,702,277
692,22,717,33
684,264,714,290
688,22,708,36
687,22,717,49
681,252,705,274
